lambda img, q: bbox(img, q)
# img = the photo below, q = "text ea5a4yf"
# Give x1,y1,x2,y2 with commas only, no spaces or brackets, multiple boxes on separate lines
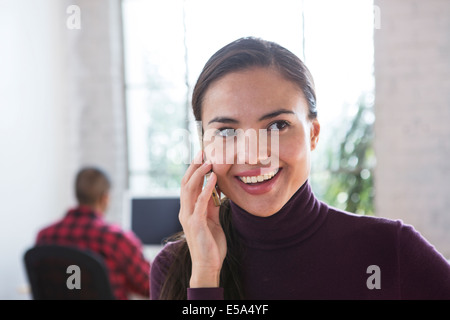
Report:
182,304,269,317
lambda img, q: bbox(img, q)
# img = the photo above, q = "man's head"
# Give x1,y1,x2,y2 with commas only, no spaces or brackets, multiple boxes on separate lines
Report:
75,166,111,213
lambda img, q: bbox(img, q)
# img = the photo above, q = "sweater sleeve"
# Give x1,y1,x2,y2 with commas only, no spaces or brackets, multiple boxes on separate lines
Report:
187,288,224,300
150,241,225,300
397,223,450,299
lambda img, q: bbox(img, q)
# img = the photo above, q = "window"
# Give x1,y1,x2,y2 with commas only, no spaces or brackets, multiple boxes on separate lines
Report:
122,0,376,214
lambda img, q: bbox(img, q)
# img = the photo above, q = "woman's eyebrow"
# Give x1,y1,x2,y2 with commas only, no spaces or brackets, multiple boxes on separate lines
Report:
258,109,295,121
207,117,239,125
207,109,295,125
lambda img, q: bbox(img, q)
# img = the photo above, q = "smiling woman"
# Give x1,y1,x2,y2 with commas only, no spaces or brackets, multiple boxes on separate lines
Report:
121,0,376,204
200,65,319,216
149,37,450,300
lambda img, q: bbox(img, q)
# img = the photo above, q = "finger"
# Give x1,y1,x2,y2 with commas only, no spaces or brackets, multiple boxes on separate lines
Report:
180,172,217,230
180,156,211,204
181,150,204,186
189,160,213,189
182,160,213,200
179,160,213,222
193,171,218,216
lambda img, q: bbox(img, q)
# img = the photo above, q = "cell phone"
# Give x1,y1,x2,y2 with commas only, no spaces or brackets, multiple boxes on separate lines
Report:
206,172,222,206
196,122,221,207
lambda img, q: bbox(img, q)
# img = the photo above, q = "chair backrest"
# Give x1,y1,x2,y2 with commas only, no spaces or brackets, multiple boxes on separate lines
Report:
24,245,115,300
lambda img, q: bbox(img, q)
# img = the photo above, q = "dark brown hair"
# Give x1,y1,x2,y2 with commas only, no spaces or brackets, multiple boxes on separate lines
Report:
159,37,317,300
75,166,111,206
192,36,317,121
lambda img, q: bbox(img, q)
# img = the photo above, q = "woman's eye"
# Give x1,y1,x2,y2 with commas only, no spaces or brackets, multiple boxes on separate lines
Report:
216,128,237,137
268,120,290,131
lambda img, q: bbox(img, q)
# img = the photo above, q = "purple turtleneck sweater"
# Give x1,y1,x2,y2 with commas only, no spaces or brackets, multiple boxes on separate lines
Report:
150,181,450,299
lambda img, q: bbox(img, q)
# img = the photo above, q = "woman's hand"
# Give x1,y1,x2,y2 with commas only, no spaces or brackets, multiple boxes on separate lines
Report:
179,152,227,288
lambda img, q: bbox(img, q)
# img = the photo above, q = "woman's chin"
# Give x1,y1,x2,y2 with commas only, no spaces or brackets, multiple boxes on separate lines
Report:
232,197,285,217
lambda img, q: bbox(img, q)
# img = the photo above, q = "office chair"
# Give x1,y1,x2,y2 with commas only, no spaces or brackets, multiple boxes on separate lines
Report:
24,244,115,300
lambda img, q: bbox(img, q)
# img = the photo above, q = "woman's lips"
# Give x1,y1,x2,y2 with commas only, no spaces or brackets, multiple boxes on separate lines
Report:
235,168,282,195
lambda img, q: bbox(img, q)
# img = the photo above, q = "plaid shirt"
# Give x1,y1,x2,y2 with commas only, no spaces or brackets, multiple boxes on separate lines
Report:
35,205,151,300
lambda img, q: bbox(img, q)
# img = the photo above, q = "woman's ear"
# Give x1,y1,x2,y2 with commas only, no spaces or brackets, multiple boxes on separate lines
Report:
310,119,320,151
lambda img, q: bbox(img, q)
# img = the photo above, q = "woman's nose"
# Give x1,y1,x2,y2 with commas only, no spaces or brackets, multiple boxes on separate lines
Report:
235,129,277,165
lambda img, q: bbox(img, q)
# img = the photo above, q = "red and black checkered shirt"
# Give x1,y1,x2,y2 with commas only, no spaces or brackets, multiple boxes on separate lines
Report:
35,205,151,300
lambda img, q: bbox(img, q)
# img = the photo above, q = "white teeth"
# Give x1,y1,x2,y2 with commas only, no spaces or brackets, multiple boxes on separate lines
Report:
239,168,280,184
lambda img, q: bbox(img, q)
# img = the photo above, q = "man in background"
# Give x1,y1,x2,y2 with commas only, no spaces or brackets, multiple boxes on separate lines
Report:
35,166,151,299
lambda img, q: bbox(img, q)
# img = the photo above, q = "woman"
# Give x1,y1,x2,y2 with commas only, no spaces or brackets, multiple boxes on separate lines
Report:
150,37,450,300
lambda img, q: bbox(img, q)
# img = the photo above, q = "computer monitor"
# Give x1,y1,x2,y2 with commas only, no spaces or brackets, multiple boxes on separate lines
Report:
127,195,182,246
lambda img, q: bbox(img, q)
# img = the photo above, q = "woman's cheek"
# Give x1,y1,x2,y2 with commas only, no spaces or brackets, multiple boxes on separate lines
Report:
211,163,230,191
203,135,232,165
279,134,308,164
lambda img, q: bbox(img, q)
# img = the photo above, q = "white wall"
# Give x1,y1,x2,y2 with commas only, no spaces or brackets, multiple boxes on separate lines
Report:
63,0,128,225
374,0,450,258
0,0,73,299
0,0,127,299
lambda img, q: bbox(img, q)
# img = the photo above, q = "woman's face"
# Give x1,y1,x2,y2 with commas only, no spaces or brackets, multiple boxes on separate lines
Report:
201,67,320,217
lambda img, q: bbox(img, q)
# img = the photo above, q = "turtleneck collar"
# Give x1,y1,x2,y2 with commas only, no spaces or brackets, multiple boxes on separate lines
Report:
229,180,328,250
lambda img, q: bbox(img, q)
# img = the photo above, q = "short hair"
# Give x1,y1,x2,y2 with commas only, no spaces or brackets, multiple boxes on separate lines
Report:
75,167,111,206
